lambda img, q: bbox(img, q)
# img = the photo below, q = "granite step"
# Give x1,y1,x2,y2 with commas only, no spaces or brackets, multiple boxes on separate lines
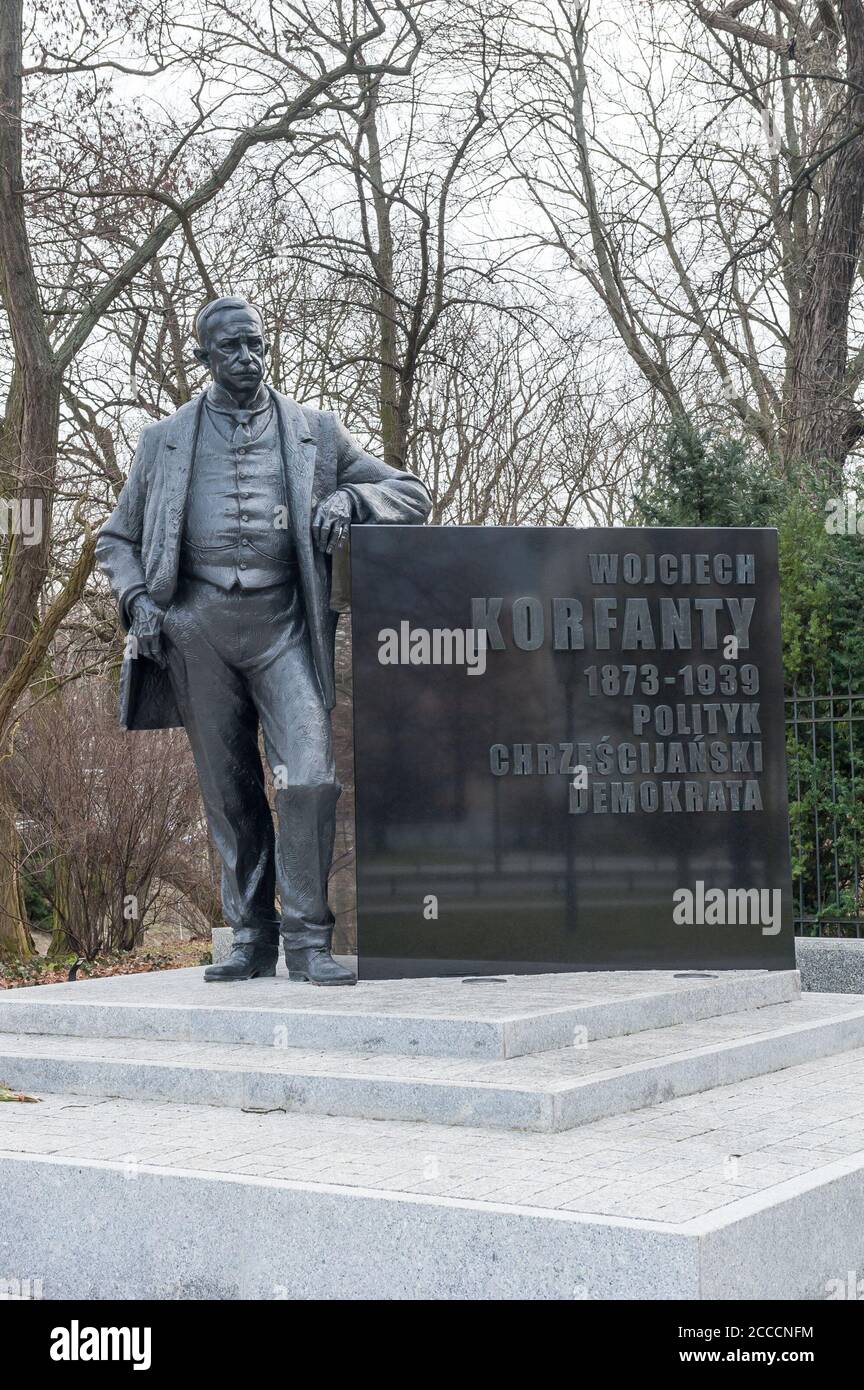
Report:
0,965,800,1059
2,1045,864,1299
1,993,862,1132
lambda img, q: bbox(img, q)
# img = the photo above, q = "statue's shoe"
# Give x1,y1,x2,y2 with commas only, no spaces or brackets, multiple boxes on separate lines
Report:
204,943,278,982
284,946,357,986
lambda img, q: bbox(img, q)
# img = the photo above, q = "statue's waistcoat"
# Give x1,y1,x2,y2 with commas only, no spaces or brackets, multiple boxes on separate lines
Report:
180,401,296,589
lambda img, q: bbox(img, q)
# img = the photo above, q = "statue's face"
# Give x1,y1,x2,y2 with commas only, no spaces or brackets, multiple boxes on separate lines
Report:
198,306,268,397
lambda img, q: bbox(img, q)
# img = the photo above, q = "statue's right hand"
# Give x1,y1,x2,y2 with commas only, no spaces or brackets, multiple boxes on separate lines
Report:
128,594,168,668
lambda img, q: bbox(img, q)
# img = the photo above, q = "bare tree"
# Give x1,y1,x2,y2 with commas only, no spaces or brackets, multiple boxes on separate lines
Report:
0,0,422,957
497,0,864,483
258,4,514,468
691,0,864,474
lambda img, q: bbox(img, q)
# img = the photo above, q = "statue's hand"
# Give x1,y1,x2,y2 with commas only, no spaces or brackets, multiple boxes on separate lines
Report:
128,593,168,668
311,490,352,555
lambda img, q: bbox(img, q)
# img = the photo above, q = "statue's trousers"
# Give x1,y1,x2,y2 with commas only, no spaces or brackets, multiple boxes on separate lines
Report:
162,574,340,949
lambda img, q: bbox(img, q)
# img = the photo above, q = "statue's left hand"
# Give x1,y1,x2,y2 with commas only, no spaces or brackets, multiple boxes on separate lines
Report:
128,593,168,669
311,490,353,555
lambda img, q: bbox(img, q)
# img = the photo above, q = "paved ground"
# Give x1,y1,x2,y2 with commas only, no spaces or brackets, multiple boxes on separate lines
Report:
3,1044,863,1225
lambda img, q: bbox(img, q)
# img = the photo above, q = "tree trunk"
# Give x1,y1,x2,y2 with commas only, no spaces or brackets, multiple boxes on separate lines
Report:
782,0,864,480
47,858,73,959
0,778,34,960
0,0,60,693
0,2,60,957
361,86,406,468
784,146,864,477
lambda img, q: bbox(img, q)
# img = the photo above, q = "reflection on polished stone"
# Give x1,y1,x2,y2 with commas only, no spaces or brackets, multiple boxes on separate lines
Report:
352,526,794,978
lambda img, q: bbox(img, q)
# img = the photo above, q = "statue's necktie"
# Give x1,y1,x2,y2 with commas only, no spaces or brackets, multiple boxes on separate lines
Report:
231,413,253,449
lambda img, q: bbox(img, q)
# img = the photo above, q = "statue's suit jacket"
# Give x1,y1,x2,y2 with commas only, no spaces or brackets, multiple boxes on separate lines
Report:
96,387,431,729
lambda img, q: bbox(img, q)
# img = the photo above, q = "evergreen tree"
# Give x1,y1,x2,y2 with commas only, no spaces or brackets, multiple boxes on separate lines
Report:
634,418,778,528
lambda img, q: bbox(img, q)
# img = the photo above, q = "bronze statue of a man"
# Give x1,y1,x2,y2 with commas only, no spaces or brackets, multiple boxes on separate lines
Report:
97,296,430,985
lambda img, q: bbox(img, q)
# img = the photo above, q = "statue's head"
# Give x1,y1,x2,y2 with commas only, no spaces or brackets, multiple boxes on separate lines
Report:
193,296,269,400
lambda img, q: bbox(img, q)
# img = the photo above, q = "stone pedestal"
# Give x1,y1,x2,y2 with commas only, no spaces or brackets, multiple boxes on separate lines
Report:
2,964,864,1298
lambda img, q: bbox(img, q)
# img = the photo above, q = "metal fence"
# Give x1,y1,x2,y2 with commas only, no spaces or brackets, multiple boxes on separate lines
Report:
786,675,864,937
